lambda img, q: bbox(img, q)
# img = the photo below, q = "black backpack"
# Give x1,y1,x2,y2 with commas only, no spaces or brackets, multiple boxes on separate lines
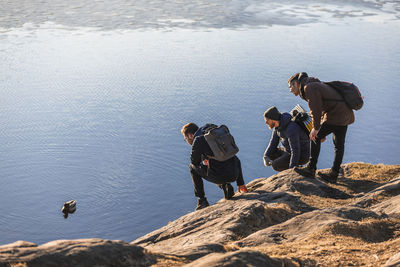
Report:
290,105,313,135
203,125,239,162
324,81,364,110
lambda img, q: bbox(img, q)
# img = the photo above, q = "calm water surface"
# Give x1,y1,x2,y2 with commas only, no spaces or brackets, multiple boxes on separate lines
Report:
1,1,400,245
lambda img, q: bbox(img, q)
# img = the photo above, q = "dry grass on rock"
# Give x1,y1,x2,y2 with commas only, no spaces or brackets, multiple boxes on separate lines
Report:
299,162,400,210
257,218,400,266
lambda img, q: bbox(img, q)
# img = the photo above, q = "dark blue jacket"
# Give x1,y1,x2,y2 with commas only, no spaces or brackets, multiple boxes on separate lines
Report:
191,124,238,179
265,113,310,168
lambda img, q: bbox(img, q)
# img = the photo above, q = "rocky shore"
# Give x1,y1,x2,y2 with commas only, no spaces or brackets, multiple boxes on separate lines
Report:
1,162,399,266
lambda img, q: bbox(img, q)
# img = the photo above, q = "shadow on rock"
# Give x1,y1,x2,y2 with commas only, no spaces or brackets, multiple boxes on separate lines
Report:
184,249,305,267
338,176,383,194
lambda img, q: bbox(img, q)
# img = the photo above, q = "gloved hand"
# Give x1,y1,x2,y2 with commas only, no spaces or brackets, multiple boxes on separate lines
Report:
263,156,272,167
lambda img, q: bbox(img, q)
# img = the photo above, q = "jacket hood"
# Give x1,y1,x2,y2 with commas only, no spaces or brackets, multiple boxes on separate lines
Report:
300,77,321,100
194,123,214,138
277,112,292,131
302,77,321,85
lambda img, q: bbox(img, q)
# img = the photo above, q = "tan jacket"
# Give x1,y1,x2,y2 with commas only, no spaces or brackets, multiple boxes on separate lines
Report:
300,77,355,130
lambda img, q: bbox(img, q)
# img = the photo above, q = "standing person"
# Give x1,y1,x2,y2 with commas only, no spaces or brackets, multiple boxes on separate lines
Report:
263,106,310,171
288,72,355,183
181,123,248,211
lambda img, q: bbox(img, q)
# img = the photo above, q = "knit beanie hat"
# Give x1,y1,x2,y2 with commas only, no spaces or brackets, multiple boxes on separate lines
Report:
264,106,281,121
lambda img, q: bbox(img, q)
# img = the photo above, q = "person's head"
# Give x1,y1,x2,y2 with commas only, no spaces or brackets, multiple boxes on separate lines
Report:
264,106,281,130
181,122,199,145
288,72,308,96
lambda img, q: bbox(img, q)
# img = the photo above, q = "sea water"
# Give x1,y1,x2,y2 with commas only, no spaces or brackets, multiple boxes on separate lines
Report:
0,0,399,245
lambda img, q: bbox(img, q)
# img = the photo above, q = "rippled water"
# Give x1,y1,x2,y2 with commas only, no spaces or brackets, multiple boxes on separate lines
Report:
0,1,400,245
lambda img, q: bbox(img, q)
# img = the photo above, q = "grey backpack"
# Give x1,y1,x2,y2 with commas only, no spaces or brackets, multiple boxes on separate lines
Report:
204,125,239,162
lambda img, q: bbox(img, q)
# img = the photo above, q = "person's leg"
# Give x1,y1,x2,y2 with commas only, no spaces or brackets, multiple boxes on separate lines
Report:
219,183,235,199
189,164,207,198
332,125,348,173
189,164,210,210
308,123,334,170
317,125,348,184
299,155,310,166
299,141,311,166
271,150,290,171
268,149,283,161
200,158,242,199
201,171,236,199
295,123,333,177
192,164,234,199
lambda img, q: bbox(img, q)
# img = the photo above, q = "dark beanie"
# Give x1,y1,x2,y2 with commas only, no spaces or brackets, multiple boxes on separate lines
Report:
264,106,281,121
288,72,308,84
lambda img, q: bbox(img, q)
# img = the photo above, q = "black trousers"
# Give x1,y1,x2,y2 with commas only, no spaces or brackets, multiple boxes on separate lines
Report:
269,148,309,172
189,157,245,199
309,123,348,173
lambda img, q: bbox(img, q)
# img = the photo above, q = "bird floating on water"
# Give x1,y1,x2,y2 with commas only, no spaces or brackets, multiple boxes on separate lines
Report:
62,200,76,215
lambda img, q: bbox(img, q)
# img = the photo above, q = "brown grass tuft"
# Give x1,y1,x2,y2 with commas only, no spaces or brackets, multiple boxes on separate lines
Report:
256,218,400,266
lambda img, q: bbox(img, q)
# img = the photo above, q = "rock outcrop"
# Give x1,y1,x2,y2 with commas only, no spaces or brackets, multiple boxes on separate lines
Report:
1,162,400,266
184,250,300,267
0,239,161,267
132,162,400,266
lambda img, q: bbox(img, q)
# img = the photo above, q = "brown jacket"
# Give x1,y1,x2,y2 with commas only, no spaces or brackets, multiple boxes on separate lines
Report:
300,77,355,130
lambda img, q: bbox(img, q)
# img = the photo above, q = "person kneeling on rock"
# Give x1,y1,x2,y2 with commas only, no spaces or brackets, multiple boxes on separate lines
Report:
263,106,310,171
181,123,248,211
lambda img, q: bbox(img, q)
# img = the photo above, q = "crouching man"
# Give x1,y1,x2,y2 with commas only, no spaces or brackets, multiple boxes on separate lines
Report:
181,123,248,211
263,106,310,171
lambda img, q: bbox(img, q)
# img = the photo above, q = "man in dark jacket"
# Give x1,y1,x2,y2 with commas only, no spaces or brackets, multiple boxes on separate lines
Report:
263,106,310,171
181,123,248,210
288,72,355,183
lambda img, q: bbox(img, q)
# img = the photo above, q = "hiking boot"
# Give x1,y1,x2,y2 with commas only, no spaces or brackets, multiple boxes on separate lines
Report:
339,167,344,178
238,185,248,193
318,170,338,184
195,198,209,211
294,165,316,178
220,183,234,200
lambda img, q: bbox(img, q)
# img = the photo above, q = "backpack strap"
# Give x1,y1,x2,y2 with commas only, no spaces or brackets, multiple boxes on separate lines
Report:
203,124,218,134
203,124,220,160
300,86,306,100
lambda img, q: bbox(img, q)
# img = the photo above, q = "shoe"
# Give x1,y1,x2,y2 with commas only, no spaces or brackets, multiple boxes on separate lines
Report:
318,170,338,184
195,198,209,210
238,185,248,193
294,165,316,177
220,183,234,200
